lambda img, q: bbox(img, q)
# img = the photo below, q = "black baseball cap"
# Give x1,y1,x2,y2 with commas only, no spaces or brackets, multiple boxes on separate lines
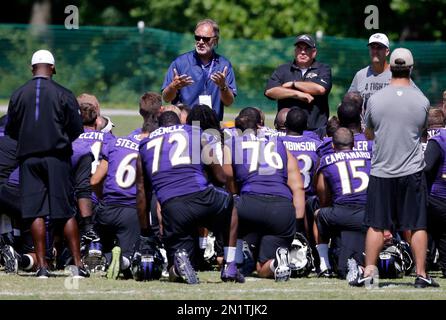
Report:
294,34,316,48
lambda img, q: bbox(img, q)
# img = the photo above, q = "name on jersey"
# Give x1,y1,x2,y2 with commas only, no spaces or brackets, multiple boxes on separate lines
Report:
324,151,371,165
79,131,104,141
115,138,139,151
283,141,317,152
354,141,369,151
149,125,184,138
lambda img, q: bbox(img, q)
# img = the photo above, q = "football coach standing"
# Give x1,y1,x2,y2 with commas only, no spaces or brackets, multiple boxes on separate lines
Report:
5,49,87,278
361,48,438,288
161,19,236,121
265,34,332,138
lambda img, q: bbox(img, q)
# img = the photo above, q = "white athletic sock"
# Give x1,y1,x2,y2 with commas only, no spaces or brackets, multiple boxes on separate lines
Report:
224,246,236,263
316,244,331,271
235,239,244,264
199,237,207,250
121,256,130,270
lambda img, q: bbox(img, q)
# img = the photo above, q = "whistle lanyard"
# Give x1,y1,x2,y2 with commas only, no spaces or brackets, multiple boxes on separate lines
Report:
201,59,215,95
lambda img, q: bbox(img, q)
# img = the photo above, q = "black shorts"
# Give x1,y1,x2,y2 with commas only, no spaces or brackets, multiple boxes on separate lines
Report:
20,156,75,220
161,186,232,267
95,204,140,258
317,204,366,240
0,182,21,218
237,194,295,264
365,172,427,231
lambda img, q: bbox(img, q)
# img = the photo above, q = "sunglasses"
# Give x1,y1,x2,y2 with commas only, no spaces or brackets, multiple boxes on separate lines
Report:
194,35,215,43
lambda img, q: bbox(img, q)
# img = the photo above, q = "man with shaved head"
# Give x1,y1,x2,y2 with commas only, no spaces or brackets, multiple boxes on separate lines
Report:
314,127,371,278
274,108,290,134
317,91,372,158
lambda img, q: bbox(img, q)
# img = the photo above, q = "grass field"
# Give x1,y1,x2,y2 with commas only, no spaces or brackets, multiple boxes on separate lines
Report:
1,269,445,300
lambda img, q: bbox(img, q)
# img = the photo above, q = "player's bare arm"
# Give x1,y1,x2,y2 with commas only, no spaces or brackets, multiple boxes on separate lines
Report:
286,150,305,219
90,159,108,198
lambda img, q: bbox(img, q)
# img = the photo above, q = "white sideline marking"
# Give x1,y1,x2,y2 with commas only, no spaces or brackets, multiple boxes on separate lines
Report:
0,287,442,296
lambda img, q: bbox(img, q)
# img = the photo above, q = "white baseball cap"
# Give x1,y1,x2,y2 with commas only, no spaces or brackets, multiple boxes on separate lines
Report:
390,48,414,67
368,33,389,48
31,49,56,73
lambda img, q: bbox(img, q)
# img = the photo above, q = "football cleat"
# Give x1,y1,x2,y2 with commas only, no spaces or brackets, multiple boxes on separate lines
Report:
106,246,121,280
221,261,245,283
0,244,19,274
36,267,51,279
274,247,291,282
317,268,336,278
347,258,363,286
172,249,199,284
414,275,440,288
68,265,90,279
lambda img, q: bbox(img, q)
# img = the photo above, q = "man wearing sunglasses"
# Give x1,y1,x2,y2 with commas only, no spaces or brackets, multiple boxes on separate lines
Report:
162,19,236,121
265,34,332,139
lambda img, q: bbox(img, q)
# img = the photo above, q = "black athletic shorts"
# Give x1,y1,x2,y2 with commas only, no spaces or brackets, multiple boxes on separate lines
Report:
365,172,427,231
20,156,76,220
161,186,232,267
317,204,366,240
0,182,21,218
95,204,140,259
237,194,295,264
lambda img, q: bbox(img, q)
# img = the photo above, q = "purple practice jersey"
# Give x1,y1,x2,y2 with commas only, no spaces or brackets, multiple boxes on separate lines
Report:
316,132,372,158
128,127,143,142
102,136,140,206
318,149,371,206
71,129,115,171
281,134,321,196
231,133,292,200
139,124,209,205
8,167,19,186
429,129,446,199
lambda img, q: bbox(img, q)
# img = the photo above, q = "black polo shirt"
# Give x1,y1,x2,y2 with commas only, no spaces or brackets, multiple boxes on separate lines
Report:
265,60,332,130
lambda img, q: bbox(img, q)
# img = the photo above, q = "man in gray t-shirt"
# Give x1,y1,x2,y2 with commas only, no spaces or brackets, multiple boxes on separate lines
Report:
350,48,439,288
365,84,429,177
348,33,391,114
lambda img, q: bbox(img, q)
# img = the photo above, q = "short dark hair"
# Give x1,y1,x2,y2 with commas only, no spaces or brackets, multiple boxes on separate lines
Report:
326,116,340,137
333,127,354,151
428,107,445,128
285,108,307,134
79,102,97,126
235,107,262,131
338,99,362,130
139,92,162,120
158,111,180,127
390,66,411,79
